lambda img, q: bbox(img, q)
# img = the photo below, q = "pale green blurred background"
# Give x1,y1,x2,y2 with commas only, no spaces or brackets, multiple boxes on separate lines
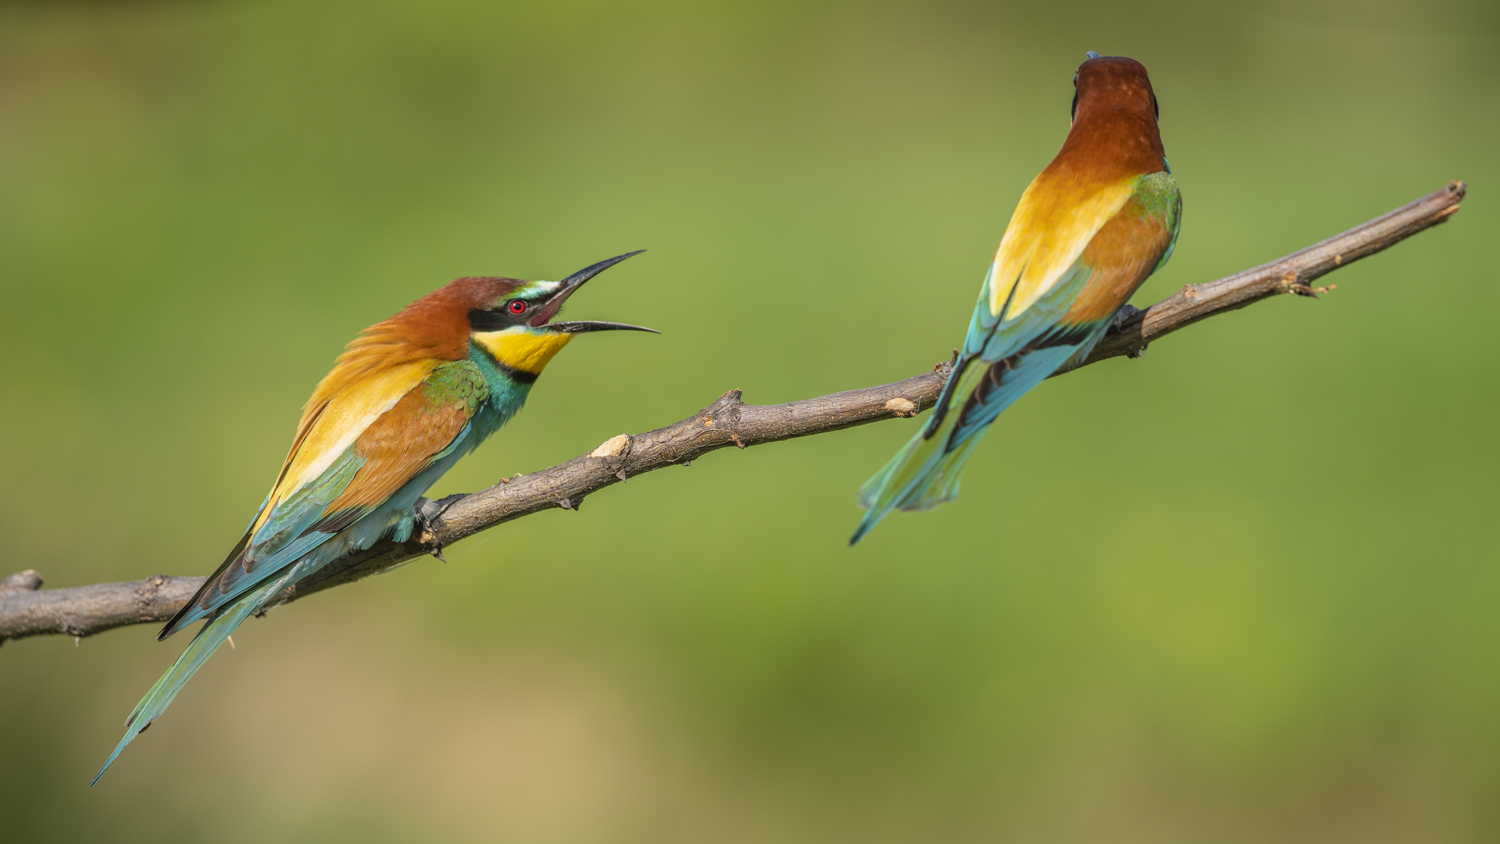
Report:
2,0,1496,841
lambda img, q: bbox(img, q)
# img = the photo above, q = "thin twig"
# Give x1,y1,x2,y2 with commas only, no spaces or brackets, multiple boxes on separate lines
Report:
0,181,1466,644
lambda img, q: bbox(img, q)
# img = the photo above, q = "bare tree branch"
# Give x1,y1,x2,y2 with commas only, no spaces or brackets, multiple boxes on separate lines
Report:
0,181,1466,645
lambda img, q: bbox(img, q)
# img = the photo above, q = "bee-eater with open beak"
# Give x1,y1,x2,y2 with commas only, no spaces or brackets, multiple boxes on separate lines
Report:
92,251,656,784
851,54,1181,544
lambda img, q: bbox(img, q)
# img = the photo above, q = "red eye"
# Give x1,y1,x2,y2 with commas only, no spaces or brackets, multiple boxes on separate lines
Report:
508,300,527,315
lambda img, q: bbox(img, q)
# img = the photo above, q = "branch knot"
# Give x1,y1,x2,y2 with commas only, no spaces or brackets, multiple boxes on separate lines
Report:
884,397,918,418
1,570,43,592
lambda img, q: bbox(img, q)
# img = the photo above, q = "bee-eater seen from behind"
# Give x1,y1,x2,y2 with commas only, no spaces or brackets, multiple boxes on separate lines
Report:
851,53,1181,543
92,251,656,784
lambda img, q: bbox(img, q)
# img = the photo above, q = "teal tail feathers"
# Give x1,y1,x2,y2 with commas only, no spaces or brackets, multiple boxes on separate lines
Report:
90,576,284,786
850,360,994,545
850,343,1083,545
850,397,987,545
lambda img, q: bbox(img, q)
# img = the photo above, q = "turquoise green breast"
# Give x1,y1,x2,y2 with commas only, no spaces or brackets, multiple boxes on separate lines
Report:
421,360,490,415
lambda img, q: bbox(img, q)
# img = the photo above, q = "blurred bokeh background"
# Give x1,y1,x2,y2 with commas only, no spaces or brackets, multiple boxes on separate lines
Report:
1,0,1496,841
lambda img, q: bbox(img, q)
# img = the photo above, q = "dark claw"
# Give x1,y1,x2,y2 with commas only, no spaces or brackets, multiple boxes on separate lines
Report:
414,497,448,528
1108,304,1143,335
414,497,450,561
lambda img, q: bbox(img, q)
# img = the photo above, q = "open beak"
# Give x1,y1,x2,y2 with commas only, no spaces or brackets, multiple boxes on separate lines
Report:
530,250,659,335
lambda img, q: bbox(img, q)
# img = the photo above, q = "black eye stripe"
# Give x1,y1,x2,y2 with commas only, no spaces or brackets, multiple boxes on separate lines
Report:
468,299,533,332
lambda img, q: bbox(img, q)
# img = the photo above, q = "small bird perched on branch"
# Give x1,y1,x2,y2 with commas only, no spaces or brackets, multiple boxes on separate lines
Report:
852,53,1181,543
92,252,656,784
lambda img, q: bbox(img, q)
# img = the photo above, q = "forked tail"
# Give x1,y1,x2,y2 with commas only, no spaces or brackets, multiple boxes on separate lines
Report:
90,574,288,786
850,360,990,545
850,344,1081,544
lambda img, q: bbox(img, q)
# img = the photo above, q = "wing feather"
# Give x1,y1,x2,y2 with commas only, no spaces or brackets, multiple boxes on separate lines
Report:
984,176,1137,323
317,363,487,522
160,360,484,638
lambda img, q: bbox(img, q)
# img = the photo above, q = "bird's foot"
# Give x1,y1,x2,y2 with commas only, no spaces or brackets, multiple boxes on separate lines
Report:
1107,304,1144,334
413,497,451,562
1108,304,1149,358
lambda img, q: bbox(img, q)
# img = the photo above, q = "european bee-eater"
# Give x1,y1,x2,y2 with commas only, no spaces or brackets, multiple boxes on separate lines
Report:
92,251,655,784
851,53,1181,543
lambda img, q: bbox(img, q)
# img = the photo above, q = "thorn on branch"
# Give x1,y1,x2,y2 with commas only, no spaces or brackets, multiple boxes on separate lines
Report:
681,460,691,467
616,469,628,482
558,497,579,511
730,433,746,449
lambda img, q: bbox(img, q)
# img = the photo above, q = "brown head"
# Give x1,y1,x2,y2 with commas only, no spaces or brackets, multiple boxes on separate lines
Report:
1049,53,1166,182
310,251,656,407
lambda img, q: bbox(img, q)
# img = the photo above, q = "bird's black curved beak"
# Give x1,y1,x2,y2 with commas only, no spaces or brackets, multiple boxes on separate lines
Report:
532,250,659,335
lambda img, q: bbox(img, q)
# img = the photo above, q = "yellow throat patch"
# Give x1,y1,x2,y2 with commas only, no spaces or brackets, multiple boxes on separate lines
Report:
472,329,573,375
